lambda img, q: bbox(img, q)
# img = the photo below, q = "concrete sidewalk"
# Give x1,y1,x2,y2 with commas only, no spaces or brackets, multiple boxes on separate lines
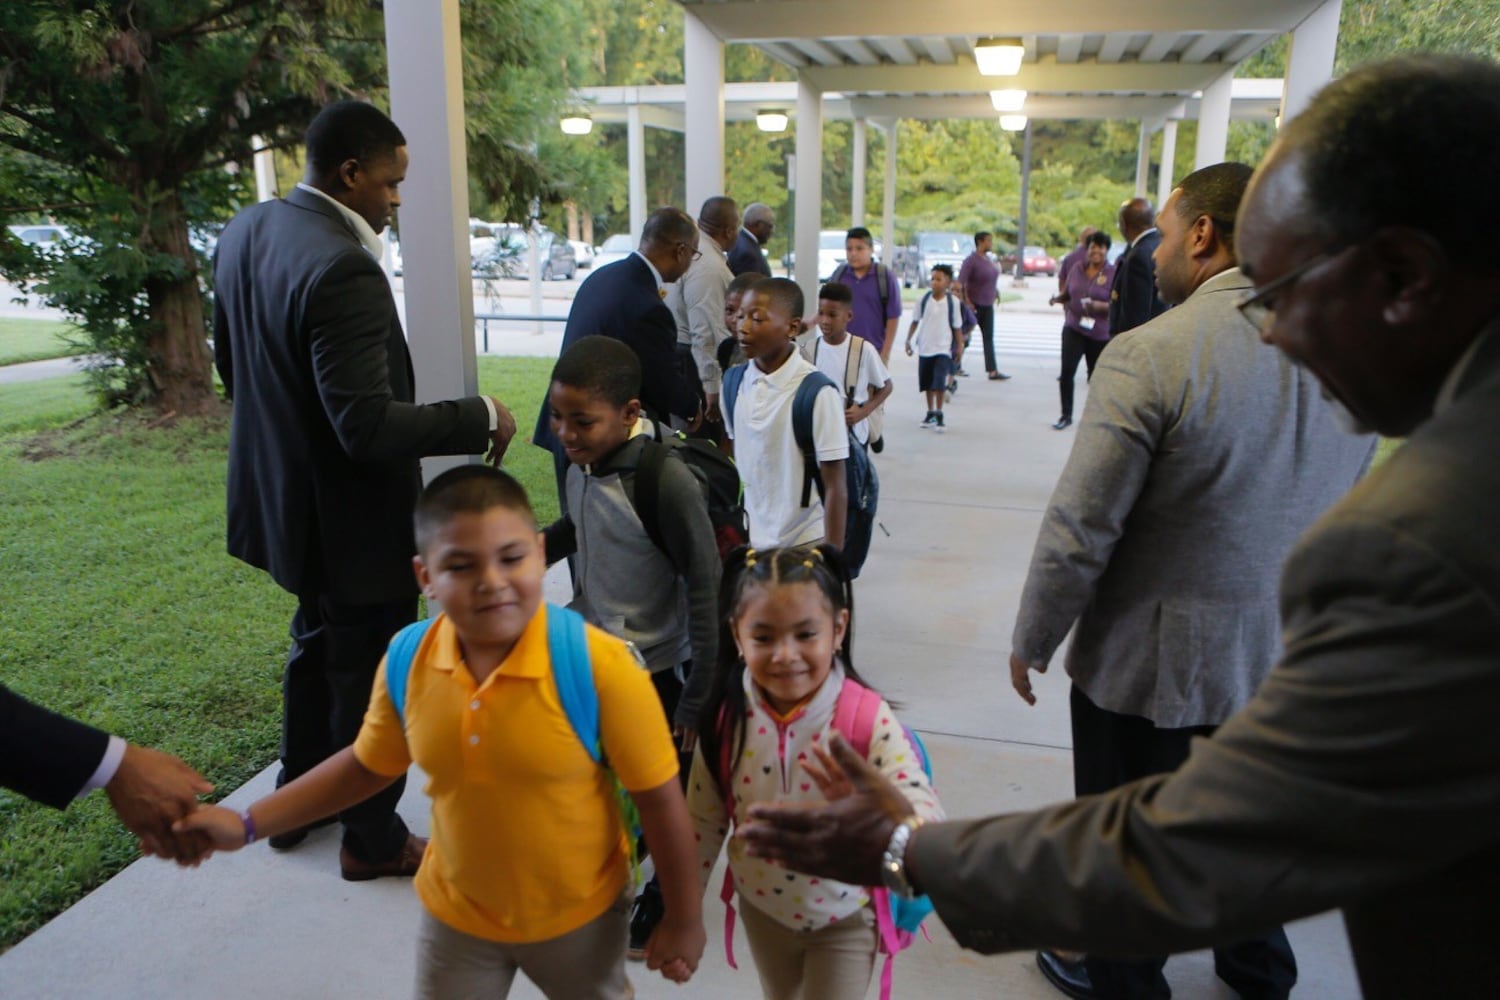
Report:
0,345,1361,999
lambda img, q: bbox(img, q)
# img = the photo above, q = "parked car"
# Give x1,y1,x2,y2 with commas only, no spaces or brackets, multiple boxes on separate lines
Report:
7,223,76,258
591,233,634,271
903,231,974,288
568,240,595,269
783,229,886,281
999,245,1058,277
472,223,577,280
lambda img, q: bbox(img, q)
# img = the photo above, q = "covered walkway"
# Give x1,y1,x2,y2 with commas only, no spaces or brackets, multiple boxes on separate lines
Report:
0,318,1362,998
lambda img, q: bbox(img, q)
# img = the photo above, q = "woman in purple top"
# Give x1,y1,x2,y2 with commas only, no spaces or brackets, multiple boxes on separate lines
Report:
1047,230,1115,429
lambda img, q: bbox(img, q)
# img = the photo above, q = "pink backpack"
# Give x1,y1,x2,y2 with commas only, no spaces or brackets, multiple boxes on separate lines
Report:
715,678,934,1000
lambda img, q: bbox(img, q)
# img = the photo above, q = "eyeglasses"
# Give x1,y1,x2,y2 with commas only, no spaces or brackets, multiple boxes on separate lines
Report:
675,241,703,262
1236,245,1351,333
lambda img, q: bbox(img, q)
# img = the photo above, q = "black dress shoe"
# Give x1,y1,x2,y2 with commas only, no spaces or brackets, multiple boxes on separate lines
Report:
267,815,337,850
339,833,427,881
1037,950,1098,1000
1053,416,1073,430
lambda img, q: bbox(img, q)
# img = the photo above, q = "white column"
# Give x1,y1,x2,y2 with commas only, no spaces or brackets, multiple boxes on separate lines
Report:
1283,0,1342,124
1157,120,1179,206
627,104,646,241
385,0,477,482
881,121,897,272
683,9,724,211
794,75,823,314
1195,71,1234,168
851,118,868,227
1134,123,1152,197
251,136,278,203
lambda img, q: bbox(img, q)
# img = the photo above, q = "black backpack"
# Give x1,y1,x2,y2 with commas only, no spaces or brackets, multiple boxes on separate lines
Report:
631,427,749,562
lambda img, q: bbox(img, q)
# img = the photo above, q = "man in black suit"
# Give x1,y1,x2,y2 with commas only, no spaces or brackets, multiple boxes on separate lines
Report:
2,684,213,863
213,101,515,880
533,207,703,507
1108,197,1167,336
727,202,774,277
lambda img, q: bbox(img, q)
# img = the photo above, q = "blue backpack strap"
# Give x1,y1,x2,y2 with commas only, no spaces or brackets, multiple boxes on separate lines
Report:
918,290,930,318
721,362,747,435
792,371,839,508
385,617,438,727
545,603,601,763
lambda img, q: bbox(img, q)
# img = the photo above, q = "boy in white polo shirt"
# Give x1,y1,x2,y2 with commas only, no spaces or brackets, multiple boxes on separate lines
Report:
721,277,849,549
906,263,964,433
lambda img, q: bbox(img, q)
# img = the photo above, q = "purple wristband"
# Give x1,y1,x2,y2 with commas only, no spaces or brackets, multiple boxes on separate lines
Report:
240,809,257,846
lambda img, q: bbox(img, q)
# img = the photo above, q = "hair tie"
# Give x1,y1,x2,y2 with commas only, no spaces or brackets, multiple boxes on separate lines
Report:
803,558,815,569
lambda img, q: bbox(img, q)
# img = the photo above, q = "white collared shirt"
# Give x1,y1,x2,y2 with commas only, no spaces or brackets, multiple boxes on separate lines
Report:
1129,226,1159,250
295,182,384,258
1435,314,1500,414
633,250,667,298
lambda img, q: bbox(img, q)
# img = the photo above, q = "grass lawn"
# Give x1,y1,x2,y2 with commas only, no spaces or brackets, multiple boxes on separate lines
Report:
0,318,85,366
0,355,556,952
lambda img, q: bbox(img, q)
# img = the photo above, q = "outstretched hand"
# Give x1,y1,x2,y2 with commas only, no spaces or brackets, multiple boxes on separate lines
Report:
737,733,914,887
173,804,250,853
105,743,215,865
1010,652,1047,706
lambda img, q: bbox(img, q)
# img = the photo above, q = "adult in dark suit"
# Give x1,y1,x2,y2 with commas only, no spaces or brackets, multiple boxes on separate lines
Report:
214,101,514,879
1107,198,1166,336
726,202,773,277
1008,163,1373,1000
738,56,1500,1000
533,207,703,506
2,684,213,862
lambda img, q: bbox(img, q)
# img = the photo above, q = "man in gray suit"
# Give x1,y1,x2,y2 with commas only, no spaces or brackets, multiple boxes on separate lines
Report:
1007,162,1374,998
738,55,1500,1000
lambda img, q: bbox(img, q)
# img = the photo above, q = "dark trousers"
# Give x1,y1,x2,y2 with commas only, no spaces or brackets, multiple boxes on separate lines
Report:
282,593,416,863
1070,686,1298,1000
1058,325,1107,420
975,304,998,374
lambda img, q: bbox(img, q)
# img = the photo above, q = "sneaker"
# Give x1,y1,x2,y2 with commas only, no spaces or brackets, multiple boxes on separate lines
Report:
919,411,936,428
935,412,946,434
627,879,665,961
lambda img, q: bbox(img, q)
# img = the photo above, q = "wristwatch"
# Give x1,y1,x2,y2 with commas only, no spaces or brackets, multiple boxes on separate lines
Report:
880,815,925,899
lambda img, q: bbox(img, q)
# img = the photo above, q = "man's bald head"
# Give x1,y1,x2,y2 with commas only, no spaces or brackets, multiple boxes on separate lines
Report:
743,202,775,244
699,196,741,251
1238,54,1500,437
1117,198,1155,242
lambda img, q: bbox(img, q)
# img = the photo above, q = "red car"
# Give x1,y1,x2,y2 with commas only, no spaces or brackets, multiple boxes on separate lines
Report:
998,245,1057,277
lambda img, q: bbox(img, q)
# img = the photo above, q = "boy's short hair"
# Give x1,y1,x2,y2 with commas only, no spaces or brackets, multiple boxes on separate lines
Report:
550,335,641,407
931,263,954,279
845,226,874,247
726,272,761,298
415,466,536,553
750,276,804,323
817,282,853,306
974,230,991,244
305,101,405,173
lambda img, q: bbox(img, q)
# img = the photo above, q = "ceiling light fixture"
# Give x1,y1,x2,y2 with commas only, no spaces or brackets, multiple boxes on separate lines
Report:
990,89,1028,112
756,109,789,133
975,38,1025,76
999,114,1029,132
559,114,593,135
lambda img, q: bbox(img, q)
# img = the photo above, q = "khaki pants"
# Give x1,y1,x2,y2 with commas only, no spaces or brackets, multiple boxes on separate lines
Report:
414,894,632,1000
739,899,878,1000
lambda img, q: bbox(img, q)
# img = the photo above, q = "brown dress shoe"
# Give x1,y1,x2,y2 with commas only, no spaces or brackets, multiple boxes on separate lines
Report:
339,834,427,882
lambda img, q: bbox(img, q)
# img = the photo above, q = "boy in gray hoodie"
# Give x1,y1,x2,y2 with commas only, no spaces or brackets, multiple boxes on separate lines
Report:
541,336,721,958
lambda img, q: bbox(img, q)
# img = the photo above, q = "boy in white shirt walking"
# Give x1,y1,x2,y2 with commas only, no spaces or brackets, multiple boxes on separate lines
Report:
905,264,963,433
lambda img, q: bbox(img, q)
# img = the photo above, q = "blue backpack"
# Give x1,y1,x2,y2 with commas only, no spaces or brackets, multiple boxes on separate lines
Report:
721,363,840,508
383,604,643,867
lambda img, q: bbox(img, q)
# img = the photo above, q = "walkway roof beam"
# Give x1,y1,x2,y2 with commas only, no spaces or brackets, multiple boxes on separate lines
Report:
678,0,1328,40
801,60,1231,94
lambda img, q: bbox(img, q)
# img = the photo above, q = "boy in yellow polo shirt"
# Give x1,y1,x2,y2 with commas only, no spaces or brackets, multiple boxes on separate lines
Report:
177,467,706,998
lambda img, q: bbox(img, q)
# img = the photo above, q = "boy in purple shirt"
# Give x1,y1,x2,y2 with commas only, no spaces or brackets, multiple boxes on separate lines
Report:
832,227,903,363
956,231,1011,380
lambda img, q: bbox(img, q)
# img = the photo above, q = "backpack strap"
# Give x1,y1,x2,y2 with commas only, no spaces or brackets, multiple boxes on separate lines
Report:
917,291,931,318
791,371,839,508
546,603,600,762
843,336,864,403
384,617,438,727
875,263,891,314
632,438,670,559
721,362,747,434
831,676,884,759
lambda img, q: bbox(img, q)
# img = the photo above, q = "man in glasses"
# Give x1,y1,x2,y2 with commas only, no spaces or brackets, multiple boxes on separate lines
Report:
737,55,1500,1000
666,196,741,434
1003,160,1371,1000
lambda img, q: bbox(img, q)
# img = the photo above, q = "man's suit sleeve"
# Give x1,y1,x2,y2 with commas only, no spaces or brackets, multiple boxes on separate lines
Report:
915,512,1500,957
0,684,110,810
1011,334,1163,663
305,252,490,462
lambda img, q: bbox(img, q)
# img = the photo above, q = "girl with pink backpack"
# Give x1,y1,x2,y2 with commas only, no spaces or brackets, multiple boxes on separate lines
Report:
688,545,944,1000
